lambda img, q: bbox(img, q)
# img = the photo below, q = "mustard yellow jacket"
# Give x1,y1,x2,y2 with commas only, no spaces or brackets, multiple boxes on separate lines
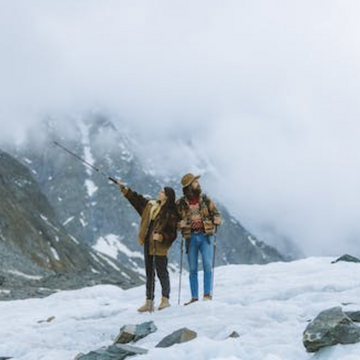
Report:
122,188,178,256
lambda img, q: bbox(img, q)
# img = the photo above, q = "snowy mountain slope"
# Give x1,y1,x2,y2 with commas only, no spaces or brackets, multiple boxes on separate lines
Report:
0,149,143,299
7,114,287,273
0,257,359,360
7,115,162,272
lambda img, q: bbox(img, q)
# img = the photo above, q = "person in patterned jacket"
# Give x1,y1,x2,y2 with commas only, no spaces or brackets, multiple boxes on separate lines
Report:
176,173,222,305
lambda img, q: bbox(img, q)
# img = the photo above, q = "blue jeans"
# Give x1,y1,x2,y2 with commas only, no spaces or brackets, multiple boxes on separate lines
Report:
187,232,213,299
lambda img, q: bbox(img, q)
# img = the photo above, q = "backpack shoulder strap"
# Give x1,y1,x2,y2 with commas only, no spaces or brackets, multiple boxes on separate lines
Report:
201,193,215,217
201,193,211,207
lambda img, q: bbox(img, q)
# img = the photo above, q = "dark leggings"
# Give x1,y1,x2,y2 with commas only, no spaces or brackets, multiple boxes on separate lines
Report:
144,240,170,300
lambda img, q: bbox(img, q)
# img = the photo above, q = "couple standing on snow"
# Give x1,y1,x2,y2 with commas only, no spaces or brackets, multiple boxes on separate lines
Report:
117,173,222,313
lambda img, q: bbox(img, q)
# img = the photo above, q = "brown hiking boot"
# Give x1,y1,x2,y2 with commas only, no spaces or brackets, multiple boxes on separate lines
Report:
203,294,212,301
158,297,171,311
137,299,154,313
184,298,198,306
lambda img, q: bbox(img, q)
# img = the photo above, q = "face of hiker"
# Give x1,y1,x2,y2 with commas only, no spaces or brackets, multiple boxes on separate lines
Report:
158,189,167,203
192,179,201,191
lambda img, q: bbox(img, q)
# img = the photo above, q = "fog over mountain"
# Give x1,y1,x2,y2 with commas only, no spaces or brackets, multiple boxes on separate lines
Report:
1,1,360,257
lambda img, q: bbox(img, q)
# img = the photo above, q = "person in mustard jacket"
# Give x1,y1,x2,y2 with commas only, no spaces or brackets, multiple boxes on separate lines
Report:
118,182,179,312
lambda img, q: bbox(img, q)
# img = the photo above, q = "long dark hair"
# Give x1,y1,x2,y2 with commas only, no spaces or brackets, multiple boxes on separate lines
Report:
162,187,179,220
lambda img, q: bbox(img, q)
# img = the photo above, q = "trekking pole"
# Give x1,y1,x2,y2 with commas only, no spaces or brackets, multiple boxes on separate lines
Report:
211,226,218,298
151,238,157,313
178,237,184,305
53,141,118,184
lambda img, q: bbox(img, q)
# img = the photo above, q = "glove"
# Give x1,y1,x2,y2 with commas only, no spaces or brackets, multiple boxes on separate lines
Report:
213,216,222,226
118,181,126,192
179,220,187,229
153,232,163,242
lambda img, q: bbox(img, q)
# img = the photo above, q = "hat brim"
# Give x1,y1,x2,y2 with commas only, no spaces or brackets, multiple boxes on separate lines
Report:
183,175,201,188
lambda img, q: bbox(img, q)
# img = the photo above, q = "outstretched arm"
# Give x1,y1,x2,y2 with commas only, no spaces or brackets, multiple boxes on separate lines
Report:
118,182,149,216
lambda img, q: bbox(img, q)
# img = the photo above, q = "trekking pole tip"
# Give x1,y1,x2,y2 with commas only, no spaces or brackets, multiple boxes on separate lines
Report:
108,177,118,184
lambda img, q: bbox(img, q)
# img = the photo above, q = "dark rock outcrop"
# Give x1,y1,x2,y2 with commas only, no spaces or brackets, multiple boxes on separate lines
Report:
345,311,360,323
75,344,147,360
114,321,157,344
332,254,360,264
303,307,360,352
155,328,197,348
228,331,240,339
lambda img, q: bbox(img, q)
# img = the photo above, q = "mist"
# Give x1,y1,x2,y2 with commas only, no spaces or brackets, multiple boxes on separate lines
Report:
1,0,360,256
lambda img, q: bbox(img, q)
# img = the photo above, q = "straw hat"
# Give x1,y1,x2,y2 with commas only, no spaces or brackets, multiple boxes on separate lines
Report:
181,173,201,188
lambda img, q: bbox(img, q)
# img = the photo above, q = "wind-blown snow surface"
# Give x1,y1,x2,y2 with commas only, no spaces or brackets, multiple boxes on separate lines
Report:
1,257,360,360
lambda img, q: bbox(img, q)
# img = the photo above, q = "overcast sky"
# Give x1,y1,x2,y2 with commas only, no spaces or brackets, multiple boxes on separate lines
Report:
1,0,360,257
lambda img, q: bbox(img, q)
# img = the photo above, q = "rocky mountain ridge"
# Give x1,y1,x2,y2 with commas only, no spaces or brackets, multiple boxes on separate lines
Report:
0,149,143,300
6,114,287,271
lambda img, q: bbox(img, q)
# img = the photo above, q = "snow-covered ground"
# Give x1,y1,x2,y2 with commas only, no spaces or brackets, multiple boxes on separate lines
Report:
1,257,360,360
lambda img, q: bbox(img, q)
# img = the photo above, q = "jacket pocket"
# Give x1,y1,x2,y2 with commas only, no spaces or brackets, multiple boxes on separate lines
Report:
203,219,215,235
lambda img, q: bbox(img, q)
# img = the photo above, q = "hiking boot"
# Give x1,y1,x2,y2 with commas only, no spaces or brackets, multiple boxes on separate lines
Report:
158,297,171,311
203,294,212,301
137,299,154,313
184,298,198,306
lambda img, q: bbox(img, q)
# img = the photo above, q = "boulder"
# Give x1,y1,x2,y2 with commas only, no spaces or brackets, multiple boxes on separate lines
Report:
114,321,157,344
228,331,240,339
303,307,360,352
155,328,197,348
37,316,56,324
345,311,360,323
331,255,360,264
74,344,147,360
